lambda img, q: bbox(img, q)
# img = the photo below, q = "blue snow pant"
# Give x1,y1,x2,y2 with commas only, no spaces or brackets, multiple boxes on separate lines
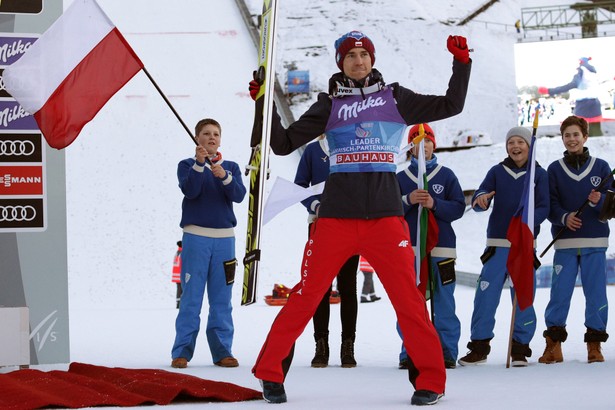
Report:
172,232,235,363
545,248,608,332
468,247,536,345
398,256,461,362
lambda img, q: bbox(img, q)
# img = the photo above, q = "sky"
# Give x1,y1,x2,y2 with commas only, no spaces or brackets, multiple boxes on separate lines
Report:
4,0,615,409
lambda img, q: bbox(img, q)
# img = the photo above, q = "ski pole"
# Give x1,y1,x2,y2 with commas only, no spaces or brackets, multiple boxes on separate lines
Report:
539,168,615,258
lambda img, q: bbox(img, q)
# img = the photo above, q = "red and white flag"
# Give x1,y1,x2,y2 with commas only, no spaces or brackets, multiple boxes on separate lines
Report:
506,134,537,311
3,0,143,149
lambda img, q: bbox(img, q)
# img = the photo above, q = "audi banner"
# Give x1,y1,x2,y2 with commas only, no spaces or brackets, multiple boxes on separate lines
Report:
0,132,45,231
0,198,44,229
0,133,42,162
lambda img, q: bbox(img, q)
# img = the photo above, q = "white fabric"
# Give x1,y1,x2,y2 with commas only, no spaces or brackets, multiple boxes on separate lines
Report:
263,177,325,225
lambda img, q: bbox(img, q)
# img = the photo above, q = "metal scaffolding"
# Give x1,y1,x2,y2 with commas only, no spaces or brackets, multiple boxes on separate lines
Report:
521,1,615,41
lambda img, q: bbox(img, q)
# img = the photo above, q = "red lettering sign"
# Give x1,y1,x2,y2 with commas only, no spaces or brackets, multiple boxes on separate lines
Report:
0,165,43,195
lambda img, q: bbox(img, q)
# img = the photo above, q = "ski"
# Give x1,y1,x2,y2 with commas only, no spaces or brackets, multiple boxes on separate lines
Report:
242,0,278,305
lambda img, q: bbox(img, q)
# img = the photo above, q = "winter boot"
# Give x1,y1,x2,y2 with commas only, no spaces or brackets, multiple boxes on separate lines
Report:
510,340,532,367
260,380,287,403
411,390,444,406
585,328,609,363
310,333,329,368
340,335,357,368
458,339,491,366
444,357,457,369
538,326,567,364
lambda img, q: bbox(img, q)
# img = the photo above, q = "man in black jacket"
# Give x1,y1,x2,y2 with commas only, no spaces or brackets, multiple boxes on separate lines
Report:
250,30,471,406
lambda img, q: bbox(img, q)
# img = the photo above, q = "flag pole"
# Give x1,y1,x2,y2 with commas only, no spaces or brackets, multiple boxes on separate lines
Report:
506,106,540,368
539,168,615,258
141,67,197,145
506,294,518,368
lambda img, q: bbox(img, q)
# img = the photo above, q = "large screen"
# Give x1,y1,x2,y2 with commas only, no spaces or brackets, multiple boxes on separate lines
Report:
514,36,615,133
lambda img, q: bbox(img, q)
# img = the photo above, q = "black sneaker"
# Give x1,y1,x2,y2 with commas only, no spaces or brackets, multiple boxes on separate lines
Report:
399,358,409,369
260,380,287,404
411,390,443,406
511,355,529,367
444,358,457,369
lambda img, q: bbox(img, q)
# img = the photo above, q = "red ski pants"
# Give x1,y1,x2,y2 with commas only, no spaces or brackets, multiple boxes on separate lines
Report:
252,216,445,394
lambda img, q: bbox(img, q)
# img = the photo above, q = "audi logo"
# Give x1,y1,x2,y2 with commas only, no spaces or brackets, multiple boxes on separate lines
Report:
0,140,36,156
0,205,36,222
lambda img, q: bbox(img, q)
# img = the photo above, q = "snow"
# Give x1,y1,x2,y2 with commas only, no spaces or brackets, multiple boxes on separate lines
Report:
5,0,615,408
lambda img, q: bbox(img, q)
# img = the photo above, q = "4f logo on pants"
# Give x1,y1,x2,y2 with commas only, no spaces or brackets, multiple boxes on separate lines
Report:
398,240,409,247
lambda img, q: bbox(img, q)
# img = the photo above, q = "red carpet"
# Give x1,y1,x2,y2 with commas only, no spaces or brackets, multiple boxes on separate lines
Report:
0,362,262,409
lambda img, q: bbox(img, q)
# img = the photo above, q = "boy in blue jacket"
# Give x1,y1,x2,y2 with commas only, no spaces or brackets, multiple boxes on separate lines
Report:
458,126,549,367
396,123,465,369
538,115,611,364
171,118,246,369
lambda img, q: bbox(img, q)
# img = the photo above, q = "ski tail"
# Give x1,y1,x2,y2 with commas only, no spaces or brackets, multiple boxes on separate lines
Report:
242,0,278,306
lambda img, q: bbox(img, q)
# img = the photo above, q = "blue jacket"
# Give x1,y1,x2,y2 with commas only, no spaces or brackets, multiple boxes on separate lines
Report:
547,152,611,249
396,155,465,258
294,139,330,220
178,158,246,230
472,157,549,247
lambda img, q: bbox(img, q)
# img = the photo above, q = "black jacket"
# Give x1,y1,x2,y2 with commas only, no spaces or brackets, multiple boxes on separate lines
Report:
269,60,472,219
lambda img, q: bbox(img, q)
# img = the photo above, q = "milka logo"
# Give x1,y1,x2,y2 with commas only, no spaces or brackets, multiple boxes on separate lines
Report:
337,96,386,121
0,39,34,64
0,104,31,127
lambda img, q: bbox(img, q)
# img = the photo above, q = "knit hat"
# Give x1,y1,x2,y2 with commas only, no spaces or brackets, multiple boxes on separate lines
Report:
505,126,531,146
407,123,436,149
334,31,375,70
579,56,596,73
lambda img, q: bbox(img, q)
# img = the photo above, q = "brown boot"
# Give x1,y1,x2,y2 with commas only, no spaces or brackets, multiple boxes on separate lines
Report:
585,328,609,363
340,336,357,368
538,326,567,364
311,333,329,368
538,336,563,364
587,342,604,363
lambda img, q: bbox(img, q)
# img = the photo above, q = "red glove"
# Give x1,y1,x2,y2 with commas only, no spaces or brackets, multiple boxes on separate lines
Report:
447,35,470,64
538,86,549,95
249,79,260,101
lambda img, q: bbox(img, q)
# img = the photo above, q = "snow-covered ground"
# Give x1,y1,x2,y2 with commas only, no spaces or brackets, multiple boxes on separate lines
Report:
4,0,615,408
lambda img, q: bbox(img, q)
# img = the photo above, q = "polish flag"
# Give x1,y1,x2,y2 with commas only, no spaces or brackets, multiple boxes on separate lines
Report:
506,134,537,311
3,0,143,149
415,125,439,300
